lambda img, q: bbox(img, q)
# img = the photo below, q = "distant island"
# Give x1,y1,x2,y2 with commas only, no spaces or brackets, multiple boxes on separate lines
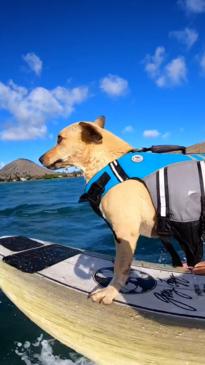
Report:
167,142,205,154
0,159,82,182
186,142,205,154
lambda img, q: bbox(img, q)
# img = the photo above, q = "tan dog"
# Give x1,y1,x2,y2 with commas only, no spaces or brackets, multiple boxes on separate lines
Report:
39,116,203,304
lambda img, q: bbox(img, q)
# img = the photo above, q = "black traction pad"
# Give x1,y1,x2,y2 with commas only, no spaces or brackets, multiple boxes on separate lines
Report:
0,236,43,252
3,244,81,273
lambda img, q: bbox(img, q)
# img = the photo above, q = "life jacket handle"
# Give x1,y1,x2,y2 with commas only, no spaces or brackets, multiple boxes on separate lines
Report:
136,145,186,154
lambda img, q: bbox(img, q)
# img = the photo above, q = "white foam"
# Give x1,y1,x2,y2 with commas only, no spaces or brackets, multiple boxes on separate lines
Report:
33,334,44,347
14,334,95,365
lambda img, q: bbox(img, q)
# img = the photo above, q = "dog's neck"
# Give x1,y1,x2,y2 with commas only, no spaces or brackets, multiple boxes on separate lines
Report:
81,141,132,182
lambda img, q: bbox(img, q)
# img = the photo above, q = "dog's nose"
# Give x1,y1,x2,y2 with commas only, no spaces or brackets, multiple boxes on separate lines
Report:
39,154,45,165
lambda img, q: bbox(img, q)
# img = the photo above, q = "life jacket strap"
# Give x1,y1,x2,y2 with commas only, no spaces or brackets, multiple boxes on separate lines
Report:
79,172,110,209
156,166,183,266
109,160,129,182
79,172,118,240
156,167,173,236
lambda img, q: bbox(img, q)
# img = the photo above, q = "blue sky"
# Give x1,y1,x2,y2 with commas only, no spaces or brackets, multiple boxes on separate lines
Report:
0,0,205,167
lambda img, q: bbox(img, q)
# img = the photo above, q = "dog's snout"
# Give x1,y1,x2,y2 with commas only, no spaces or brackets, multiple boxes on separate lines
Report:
39,154,45,165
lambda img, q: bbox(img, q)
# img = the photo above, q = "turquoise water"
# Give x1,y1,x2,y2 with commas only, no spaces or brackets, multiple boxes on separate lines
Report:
0,178,171,365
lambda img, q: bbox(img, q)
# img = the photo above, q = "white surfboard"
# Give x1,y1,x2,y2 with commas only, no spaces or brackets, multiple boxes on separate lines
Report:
0,235,205,320
2,236,205,365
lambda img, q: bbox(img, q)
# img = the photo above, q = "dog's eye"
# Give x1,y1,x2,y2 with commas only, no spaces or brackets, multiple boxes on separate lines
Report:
57,135,63,144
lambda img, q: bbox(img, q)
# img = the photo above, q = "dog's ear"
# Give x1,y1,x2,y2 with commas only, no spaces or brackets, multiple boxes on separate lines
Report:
79,122,103,144
94,115,105,129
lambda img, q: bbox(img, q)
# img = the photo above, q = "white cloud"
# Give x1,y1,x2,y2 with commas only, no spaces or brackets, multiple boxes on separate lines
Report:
23,52,43,76
156,57,187,87
143,129,160,138
200,53,205,73
144,47,166,79
169,28,198,49
0,80,89,141
0,162,5,169
100,74,128,96
122,125,134,133
179,0,205,13
144,47,187,88
143,129,170,139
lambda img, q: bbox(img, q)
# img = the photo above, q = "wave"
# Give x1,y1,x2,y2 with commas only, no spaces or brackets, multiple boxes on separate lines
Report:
14,334,95,365
0,203,90,218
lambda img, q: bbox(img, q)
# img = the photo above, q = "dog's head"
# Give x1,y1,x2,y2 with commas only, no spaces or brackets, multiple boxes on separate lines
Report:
39,116,105,170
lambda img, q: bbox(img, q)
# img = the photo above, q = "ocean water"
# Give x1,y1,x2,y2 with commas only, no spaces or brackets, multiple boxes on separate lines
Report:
0,178,172,365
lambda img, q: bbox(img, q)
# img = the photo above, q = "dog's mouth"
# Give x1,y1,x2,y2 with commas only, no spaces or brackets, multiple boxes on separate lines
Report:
47,159,65,170
47,159,72,170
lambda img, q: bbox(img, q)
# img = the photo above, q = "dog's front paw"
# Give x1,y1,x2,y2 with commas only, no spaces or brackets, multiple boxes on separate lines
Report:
89,285,118,305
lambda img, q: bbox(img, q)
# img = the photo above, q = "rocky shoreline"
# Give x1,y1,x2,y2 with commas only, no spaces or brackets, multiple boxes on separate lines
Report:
0,159,82,183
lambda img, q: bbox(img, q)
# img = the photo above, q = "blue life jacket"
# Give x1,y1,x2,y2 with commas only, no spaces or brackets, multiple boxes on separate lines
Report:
84,151,204,198
80,151,205,267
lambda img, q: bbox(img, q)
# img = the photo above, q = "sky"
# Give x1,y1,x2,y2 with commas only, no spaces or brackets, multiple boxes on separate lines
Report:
0,0,205,167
